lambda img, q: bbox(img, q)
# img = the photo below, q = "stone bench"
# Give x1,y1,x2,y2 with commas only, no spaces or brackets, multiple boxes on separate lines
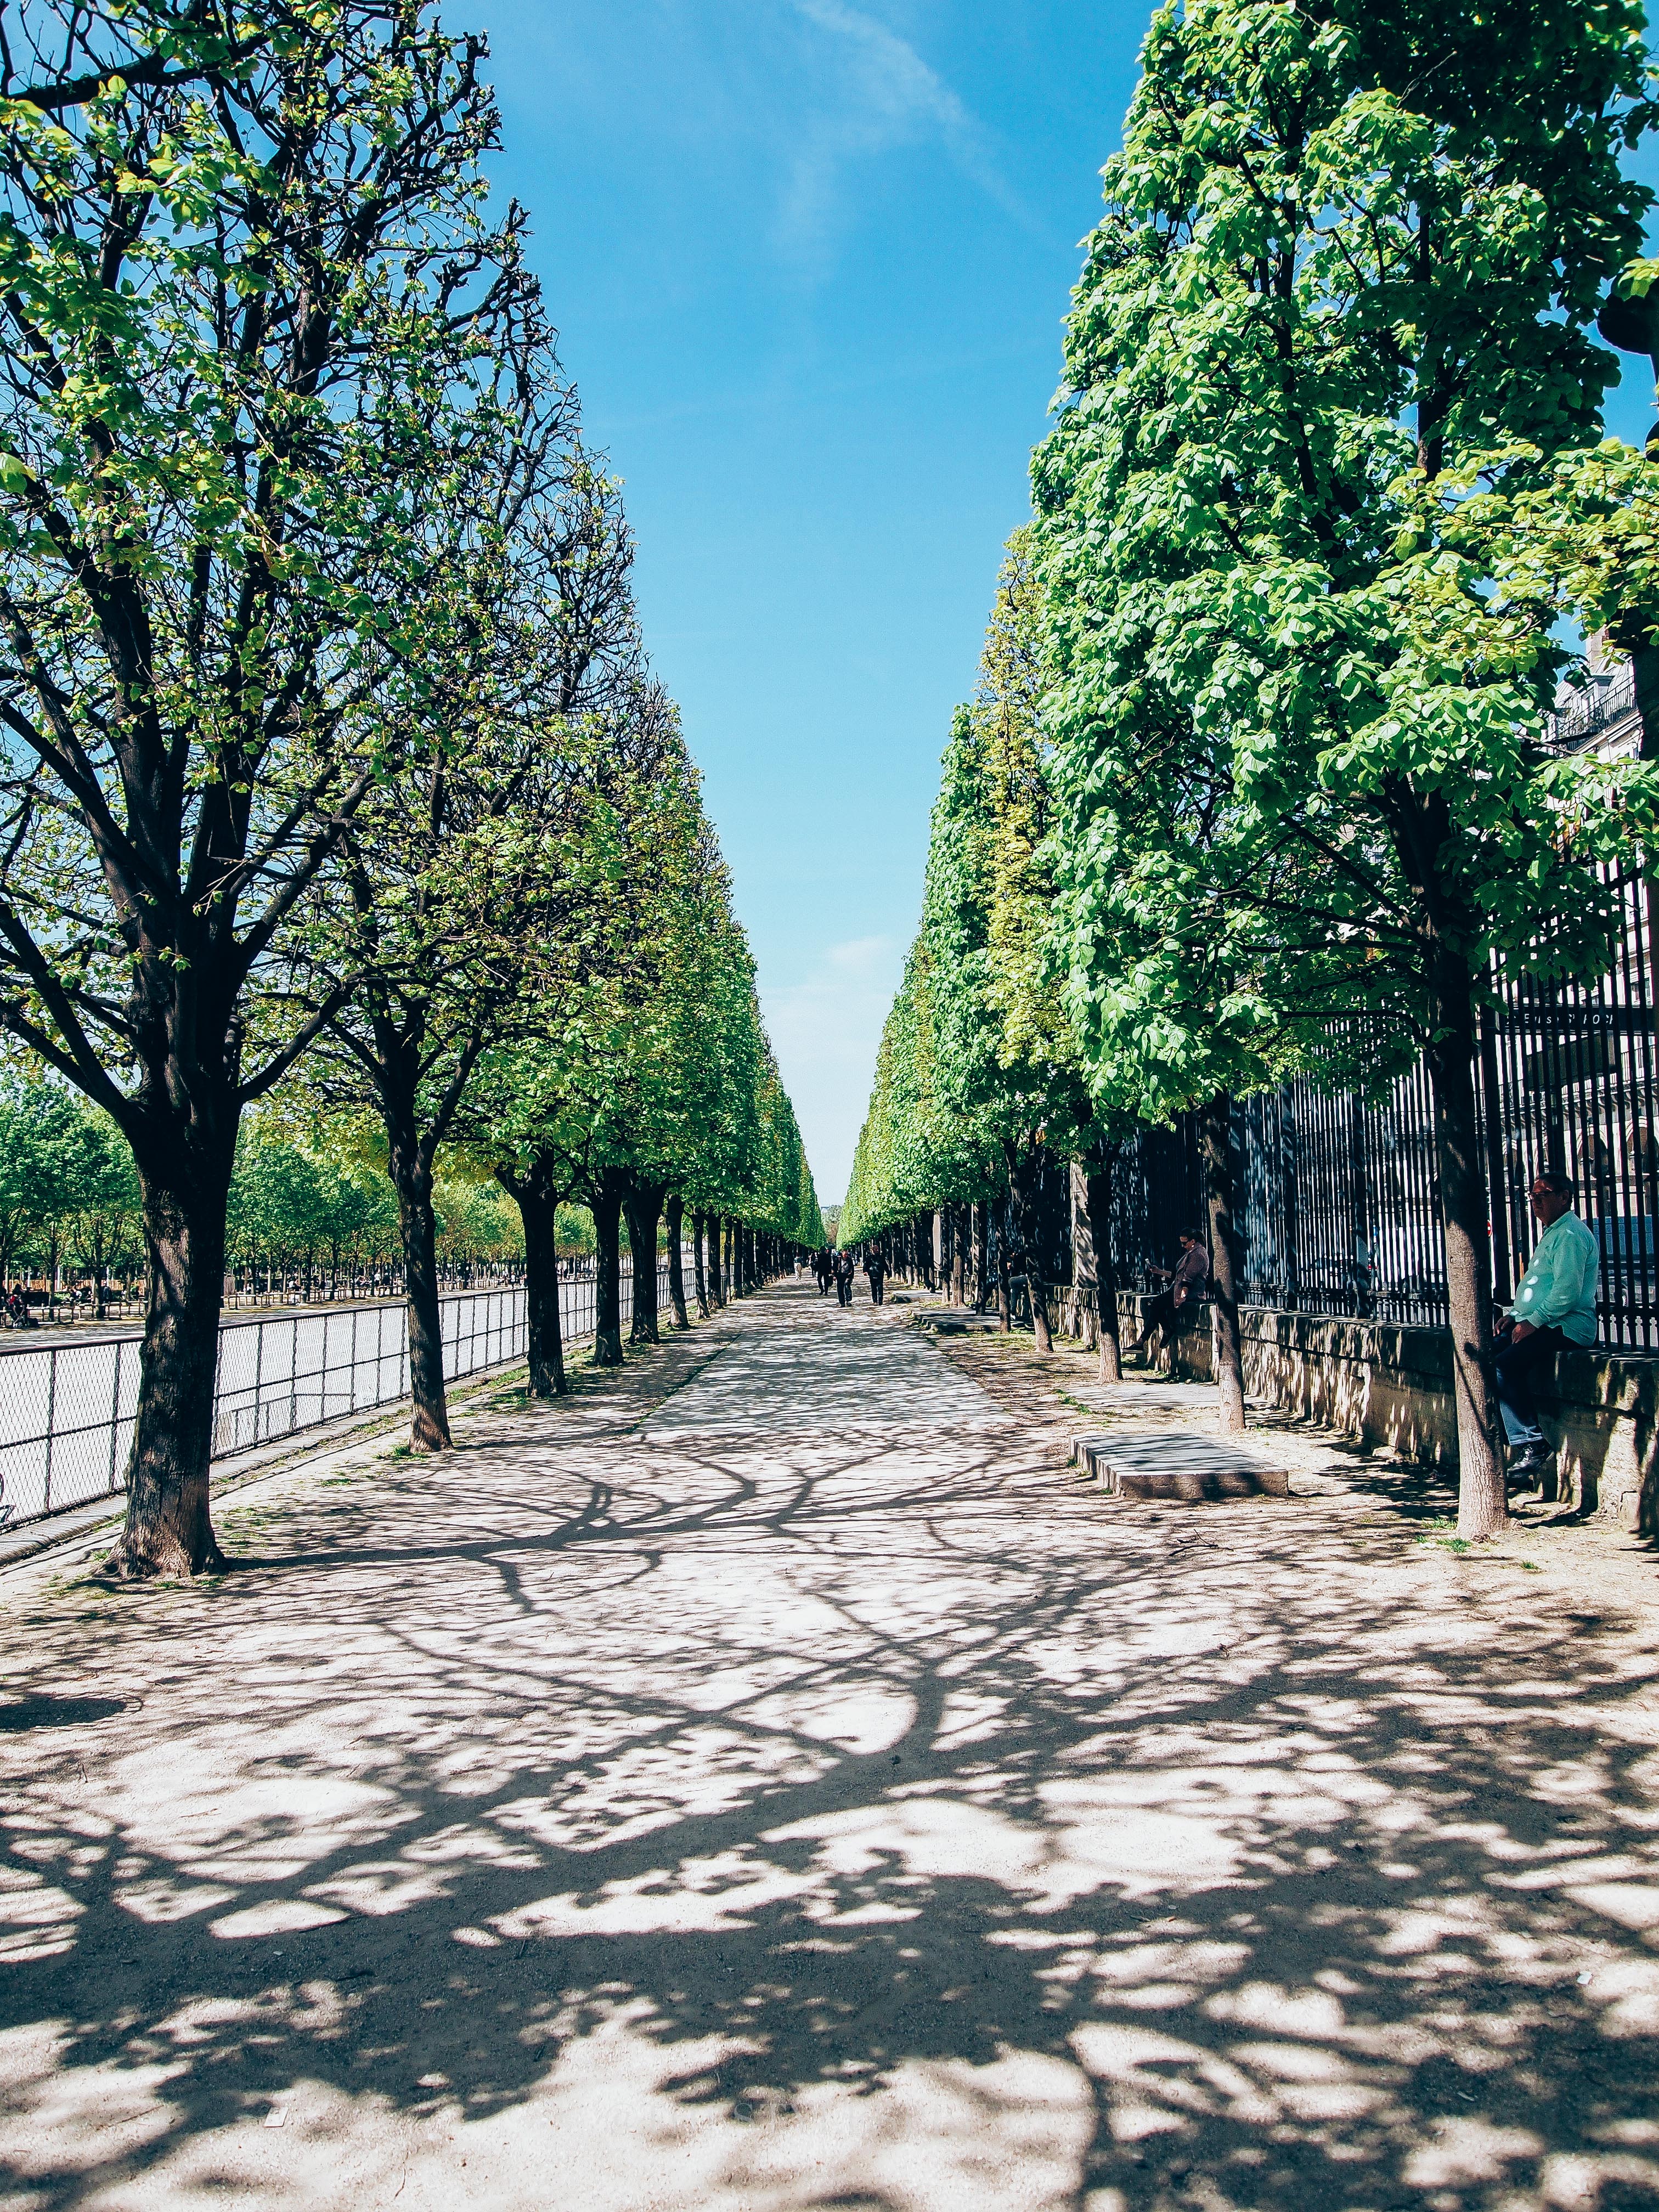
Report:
1112,1290,1657,1531
1070,1430,1291,1504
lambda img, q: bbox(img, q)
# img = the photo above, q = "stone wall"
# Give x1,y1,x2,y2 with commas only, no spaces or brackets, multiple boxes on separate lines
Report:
1106,1289,1659,1534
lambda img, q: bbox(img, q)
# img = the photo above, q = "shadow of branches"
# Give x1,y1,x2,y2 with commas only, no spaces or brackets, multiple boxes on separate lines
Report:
3,1286,1658,2209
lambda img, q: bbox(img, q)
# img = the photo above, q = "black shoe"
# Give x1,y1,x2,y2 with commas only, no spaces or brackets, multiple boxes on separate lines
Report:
1507,1444,1553,1484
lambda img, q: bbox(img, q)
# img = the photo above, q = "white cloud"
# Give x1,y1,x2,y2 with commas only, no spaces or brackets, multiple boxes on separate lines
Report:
777,0,1033,265
761,933,904,1206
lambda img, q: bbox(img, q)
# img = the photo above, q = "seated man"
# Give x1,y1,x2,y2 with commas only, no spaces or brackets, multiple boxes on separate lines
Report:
1128,1229,1209,1358
1496,1169,1599,1483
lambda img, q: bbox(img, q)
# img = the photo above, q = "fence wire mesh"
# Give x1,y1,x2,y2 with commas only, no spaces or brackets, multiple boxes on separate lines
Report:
1,1259,676,1530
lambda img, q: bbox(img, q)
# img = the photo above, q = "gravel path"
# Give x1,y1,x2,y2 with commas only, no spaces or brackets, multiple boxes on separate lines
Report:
2,1280,1658,2211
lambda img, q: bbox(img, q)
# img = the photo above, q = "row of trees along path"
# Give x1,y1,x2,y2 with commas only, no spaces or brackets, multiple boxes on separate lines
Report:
0,0,823,1575
842,0,1659,1541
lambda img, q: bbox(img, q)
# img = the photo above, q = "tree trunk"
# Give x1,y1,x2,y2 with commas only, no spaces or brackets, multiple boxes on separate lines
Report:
1200,1092,1246,1436
665,1195,690,1328
591,1176,626,1367
389,1133,451,1451
708,1214,724,1307
1427,961,1508,1539
499,1159,565,1397
1007,1150,1053,1352
1070,1160,1097,1350
692,1211,710,1317
101,1161,232,1579
624,1179,664,1345
730,1220,743,1298
1087,1166,1122,1385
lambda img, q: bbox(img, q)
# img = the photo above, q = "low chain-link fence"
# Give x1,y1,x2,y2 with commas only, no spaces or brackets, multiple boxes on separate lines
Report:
1,1258,675,1531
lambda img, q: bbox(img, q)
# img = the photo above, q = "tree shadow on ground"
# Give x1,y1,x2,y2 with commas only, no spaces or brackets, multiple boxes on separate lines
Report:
3,1286,1659,2209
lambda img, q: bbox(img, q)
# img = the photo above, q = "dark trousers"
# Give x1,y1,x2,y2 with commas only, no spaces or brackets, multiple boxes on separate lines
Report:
837,1277,852,1306
868,1276,884,1306
1496,1325,1565,1443
1139,1290,1189,1347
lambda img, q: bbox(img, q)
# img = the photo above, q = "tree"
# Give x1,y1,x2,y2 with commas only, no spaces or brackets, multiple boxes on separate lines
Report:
459,672,825,1384
0,1,543,1572
0,0,268,112
844,531,1094,1357
290,411,629,1448
1032,0,1659,1531
0,1074,77,1290
59,1103,142,1309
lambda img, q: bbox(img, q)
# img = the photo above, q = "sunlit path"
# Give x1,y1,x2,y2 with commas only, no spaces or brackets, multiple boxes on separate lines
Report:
2,1282,1657,2211
644,1282,1000,1438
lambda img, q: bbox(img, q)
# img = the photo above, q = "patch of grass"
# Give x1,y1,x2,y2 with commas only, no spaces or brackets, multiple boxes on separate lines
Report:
1414,1519,1471,1555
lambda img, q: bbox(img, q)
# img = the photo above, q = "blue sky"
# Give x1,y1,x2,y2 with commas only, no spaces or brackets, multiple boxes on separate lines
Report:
477,2,1147,1204
478,3,1659,1208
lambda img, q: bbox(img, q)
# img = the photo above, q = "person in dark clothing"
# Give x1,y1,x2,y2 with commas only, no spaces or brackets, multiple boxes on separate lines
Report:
814,1249,832,1296
865,1245,887,1306
834,1248,855,1306
1128,1229,1209,1357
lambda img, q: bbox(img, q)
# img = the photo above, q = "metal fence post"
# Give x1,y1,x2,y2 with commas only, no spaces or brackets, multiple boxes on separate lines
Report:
43,1347,57,1515
107,1339,122,1493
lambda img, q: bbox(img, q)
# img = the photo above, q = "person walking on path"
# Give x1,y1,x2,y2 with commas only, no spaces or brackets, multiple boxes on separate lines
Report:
813,1249,830,1295
865,1245,887,1307
1127,1228,1209,1361
834,1248,855,1307
1496,1170,1599,1482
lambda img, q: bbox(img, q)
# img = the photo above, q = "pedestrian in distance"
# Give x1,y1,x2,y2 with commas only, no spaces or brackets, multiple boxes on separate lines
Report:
865,1244,887,1307
816,1249,833,1296
834,1248,855,1307
1127,1228,1209,1359
1495,1170,1599,1485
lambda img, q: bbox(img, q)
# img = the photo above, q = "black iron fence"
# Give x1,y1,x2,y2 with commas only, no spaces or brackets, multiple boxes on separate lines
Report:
1094,862,1658,1350
935,863,1656,1350
1,1257,678,1531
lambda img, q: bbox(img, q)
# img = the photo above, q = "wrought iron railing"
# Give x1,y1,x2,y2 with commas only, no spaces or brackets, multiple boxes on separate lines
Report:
955,865,1657,1353
1543,661,1638,751
1093,863,1658,1350
1,1259,678,1531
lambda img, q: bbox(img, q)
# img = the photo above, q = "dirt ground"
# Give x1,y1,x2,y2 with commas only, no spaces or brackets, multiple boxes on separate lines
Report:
927,1312,1659,1621
3,1280,1659,2212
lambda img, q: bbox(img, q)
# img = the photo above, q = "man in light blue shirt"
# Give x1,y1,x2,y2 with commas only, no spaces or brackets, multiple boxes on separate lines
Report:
1496,1169,1599,1481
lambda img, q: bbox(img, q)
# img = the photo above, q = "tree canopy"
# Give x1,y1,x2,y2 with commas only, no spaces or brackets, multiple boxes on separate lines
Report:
848,0,1659,1532
0,0,822,1570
